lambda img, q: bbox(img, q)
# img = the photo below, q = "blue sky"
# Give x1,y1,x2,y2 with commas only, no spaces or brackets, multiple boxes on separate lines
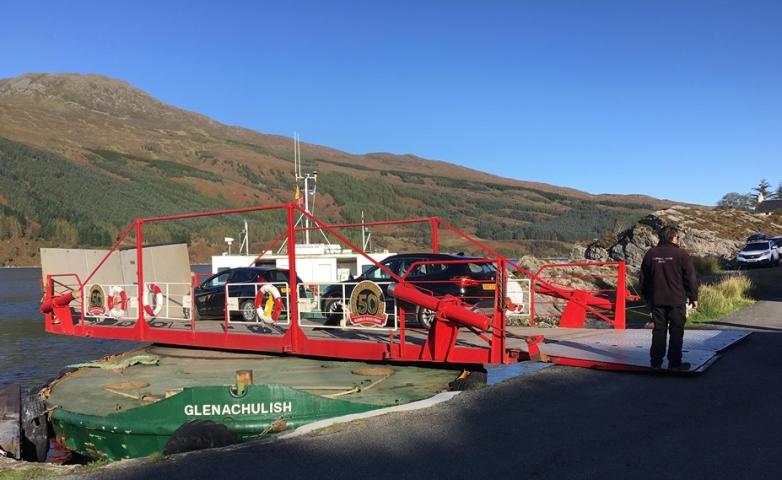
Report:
1,1,780,205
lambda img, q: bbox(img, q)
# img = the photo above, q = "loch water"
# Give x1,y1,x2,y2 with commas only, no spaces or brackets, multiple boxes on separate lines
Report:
0,267,147,393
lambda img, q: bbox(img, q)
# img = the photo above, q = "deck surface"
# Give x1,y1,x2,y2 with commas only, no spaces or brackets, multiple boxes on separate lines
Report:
80,315,749,373
46,346,461,417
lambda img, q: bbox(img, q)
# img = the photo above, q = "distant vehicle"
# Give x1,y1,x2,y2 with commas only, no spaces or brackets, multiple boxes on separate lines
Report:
194,267,307,321
319,253,497,329
736,241,779,267
746,232,768,242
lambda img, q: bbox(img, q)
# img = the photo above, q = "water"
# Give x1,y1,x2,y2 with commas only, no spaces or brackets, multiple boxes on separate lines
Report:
0,266,211,393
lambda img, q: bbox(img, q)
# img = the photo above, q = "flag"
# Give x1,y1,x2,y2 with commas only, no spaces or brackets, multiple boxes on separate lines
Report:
294,185,304,205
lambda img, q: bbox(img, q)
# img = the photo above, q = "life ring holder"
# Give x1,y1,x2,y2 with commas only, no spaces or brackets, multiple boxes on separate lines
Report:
107,286,128,318
254,284,283,324
143,283,164,319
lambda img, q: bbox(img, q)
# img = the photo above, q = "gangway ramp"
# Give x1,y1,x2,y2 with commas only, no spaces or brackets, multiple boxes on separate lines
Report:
505,327,750,373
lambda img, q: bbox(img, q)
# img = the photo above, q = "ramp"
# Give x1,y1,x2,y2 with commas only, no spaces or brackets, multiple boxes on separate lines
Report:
507,328,750,373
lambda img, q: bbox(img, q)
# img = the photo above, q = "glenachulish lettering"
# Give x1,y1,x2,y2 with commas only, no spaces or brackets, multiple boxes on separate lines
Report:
184,402,293,416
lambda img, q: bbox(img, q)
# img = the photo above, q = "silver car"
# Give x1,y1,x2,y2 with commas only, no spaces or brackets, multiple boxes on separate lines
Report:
737,241,779,267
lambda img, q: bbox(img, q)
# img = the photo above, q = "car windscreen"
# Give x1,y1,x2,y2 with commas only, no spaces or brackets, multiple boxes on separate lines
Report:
204,272,230,287
743,242,771,252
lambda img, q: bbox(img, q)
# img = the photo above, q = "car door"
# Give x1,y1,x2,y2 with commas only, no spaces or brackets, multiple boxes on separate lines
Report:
228,269,257,308
195,271,231,318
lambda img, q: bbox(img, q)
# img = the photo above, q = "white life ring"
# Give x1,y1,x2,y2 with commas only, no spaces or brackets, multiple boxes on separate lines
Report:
107,286,128,318
143,283,164,319
505,279,525,315
255,284,283,324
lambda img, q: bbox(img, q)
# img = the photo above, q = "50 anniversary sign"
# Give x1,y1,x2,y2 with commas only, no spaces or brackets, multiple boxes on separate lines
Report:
348,280,389,327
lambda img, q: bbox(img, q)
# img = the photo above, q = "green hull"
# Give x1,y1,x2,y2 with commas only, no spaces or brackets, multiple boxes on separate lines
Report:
51,384,379,460
45,346,458,460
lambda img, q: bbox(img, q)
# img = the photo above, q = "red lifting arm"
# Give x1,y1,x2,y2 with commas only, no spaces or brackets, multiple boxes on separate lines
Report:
388,282,490,331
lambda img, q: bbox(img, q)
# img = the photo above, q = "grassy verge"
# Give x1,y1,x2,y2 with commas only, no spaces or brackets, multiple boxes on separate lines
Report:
688,275,754,327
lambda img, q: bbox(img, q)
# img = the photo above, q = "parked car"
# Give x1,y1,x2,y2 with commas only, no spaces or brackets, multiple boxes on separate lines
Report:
736,241,779,267
770,236,782,253
194,267,307,321
319,253,497,328
746,232,768,242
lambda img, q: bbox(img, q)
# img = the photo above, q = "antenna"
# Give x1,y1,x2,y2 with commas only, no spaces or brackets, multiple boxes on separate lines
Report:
240,219,249,255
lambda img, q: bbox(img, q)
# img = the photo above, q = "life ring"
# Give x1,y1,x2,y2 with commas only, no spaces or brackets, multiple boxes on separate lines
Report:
143,283,164,319
107,286,128,318
254,284,283,324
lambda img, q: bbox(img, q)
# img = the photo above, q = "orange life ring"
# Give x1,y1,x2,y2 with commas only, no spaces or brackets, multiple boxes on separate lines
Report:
254,284,282,324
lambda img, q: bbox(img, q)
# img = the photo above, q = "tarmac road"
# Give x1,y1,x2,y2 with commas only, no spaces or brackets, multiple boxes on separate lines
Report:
78,309,782,480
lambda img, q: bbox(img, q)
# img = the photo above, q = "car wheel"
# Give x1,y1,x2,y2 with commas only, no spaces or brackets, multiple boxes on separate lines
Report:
323,299,344,326
416,305,436,329
240,299,257,322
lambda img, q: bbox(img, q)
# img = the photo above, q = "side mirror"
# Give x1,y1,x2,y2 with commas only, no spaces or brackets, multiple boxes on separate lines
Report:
348,274,355,281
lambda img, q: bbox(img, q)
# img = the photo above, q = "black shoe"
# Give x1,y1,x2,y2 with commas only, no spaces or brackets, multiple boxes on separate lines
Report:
650,360,663,369
668,362,691,372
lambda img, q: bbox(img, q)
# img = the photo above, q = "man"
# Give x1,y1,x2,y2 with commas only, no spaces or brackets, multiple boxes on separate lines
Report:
639,226,699,371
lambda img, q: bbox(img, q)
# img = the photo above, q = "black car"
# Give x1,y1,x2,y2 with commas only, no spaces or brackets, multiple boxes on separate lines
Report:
319,253,497,328
195,267,306,321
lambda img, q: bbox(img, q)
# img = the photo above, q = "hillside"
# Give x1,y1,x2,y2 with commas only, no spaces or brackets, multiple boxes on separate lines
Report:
584,205,782,269
0,73,673,266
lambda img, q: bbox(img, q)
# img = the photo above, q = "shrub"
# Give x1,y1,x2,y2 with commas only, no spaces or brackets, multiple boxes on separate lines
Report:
692,255,722,277
689,275,753,324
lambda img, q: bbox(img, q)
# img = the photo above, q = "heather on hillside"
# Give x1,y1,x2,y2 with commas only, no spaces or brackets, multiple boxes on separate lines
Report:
0,73,670,265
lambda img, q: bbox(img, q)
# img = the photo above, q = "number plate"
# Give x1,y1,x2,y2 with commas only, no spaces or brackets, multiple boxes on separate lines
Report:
482,283,496,291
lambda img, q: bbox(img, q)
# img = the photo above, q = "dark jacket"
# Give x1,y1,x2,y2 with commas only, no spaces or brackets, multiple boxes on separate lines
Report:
639,242,698,306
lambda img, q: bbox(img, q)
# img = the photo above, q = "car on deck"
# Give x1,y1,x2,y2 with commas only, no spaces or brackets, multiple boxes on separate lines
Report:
194,267,308,321
319,253,497,328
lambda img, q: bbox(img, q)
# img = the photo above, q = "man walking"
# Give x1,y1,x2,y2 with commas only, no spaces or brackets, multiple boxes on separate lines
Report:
639,226,699,371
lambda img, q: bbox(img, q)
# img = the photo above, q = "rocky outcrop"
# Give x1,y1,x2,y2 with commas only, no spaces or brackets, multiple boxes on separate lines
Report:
584,206,782,270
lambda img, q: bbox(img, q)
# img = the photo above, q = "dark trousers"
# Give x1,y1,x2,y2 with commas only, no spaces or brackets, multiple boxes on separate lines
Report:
650,304,686,365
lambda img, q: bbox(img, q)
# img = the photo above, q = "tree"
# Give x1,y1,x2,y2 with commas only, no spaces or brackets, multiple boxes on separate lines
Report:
717,192,754,211
773,182,782,200
752,179,772,202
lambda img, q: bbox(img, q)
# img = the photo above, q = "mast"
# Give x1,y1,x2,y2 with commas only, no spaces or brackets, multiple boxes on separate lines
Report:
294,132,318,245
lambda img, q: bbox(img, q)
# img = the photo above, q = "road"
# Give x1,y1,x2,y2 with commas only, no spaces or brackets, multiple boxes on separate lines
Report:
74,294,782,480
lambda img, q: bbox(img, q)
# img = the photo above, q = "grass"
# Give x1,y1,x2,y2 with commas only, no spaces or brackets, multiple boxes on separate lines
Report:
688,275,754,326
0,466,57,479
80,458,111,472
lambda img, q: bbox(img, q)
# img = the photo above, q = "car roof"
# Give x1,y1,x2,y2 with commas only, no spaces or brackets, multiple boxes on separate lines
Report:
386,252,488,260
231,266,286,272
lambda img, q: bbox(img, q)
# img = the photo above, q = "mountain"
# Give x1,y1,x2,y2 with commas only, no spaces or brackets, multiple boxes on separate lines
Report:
0,73,672,266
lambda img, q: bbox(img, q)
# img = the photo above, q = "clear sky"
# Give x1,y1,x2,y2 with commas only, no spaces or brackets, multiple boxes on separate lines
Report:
1,1,780,205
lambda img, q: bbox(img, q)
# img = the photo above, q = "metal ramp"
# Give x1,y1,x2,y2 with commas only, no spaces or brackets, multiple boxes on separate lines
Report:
39,202,748,374
506,328,750,373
